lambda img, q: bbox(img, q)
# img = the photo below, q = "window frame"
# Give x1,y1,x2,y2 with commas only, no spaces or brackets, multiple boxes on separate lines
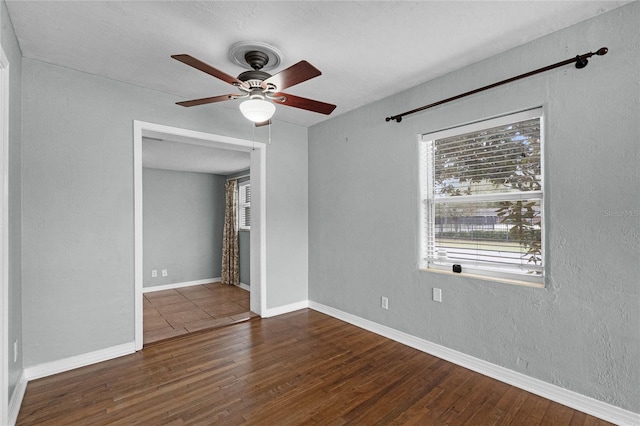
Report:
238,180,251,231
418,108,545,287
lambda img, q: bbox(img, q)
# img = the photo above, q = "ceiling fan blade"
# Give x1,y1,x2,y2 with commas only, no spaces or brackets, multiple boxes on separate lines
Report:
263,61,321,91
172,54,248,88
273,92,336,115
176,94,241,107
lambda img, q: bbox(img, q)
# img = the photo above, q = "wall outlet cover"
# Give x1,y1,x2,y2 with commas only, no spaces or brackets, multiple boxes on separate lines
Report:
433,288,442,303
381,296,389,310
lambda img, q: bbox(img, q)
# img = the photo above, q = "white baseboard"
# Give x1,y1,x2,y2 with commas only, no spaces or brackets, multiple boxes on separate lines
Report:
24,342,136,381
263,300,309,318
308,301,640,426
8,370,27,426
238,282,250,292
142,277,221,293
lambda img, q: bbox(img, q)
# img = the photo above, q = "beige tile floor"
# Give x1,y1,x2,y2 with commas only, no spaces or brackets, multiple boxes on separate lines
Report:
143,282,251,345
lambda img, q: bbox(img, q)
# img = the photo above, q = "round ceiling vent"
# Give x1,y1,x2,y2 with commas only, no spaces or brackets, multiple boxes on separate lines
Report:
228,41,283,71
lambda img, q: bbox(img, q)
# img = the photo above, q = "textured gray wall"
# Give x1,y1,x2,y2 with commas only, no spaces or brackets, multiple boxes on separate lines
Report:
265,127,308,308
2,0,23,402
142,168,225,288
239,230,250,286
309,3,639,413
21,58,308,367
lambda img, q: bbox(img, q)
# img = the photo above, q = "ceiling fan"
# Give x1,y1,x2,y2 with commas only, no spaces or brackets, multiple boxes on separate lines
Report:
172,46,336,125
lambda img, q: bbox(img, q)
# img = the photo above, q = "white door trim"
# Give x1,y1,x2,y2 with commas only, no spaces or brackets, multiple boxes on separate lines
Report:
133,121,267,350
0,45,10,426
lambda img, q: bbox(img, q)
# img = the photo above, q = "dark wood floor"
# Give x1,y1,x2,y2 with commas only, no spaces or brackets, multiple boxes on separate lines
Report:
17,309,611,425
144,282,251,345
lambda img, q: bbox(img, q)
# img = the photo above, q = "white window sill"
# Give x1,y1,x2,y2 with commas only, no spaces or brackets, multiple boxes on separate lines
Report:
419,267,544,289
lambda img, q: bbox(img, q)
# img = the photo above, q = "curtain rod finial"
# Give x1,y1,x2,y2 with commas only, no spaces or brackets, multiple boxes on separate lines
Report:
596,47,608,56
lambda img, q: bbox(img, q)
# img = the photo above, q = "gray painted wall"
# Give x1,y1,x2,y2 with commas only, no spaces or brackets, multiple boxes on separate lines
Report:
21,57,308,367
265,127,308,308
2,0,23,402
309,3,639,413
143,168,225,288
239,230,250,286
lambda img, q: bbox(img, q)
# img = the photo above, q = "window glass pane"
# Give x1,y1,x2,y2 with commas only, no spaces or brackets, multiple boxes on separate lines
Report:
434,118,541,198
431,199,542,274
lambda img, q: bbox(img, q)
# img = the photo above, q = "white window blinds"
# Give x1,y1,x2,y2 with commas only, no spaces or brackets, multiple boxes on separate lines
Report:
420,108,544,285
238,181,251,230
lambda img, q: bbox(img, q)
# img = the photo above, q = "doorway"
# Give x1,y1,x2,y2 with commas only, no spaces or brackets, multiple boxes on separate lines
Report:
133,121,266,351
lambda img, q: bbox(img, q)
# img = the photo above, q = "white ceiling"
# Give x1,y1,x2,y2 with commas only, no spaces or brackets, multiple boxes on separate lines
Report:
6,1,631,174
6,1,631,128
142,137,250,175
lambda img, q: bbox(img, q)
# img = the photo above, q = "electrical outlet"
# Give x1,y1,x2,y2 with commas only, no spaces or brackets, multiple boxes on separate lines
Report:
151,270,158,278
381,296,389,310
162,269,168,277
14,340,18,363
433,288,442,303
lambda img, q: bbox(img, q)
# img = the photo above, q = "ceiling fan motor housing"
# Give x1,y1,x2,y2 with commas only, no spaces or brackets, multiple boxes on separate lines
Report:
238,51,273,89
245,50,269,70
238,70,271,86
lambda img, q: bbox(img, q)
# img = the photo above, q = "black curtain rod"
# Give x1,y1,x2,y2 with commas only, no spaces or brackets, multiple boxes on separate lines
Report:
385,47,608,123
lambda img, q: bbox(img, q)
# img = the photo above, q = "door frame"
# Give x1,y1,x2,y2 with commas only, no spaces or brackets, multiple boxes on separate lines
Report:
133,121,267,350
0,44,9,426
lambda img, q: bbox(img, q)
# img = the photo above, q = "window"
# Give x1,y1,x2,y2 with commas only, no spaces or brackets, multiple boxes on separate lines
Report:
238,181,251,230
419,108,544,286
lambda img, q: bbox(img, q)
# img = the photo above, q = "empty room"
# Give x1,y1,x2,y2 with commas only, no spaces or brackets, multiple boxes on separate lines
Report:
1,1,638,425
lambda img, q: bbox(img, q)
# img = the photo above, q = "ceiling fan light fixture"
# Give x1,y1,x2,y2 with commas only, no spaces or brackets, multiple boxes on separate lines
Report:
239,98,276,123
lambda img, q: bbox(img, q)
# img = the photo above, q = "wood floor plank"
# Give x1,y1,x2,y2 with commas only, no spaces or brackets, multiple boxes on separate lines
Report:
505,393,542,425
17,309,612,425
144,282,250,344
541,400,579,425
495,387,530,425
